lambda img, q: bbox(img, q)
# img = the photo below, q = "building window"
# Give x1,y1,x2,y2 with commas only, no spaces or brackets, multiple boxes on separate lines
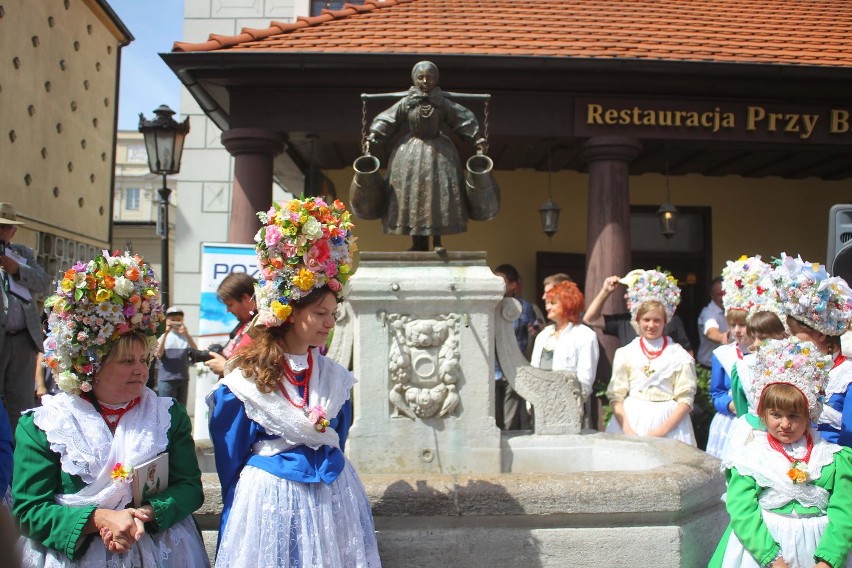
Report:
127,145,147,163
125,188,140,210
35,233,100,282
311,0,365,15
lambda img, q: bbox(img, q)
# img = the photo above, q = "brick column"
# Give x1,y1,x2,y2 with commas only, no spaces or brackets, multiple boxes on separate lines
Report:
221,128,285,244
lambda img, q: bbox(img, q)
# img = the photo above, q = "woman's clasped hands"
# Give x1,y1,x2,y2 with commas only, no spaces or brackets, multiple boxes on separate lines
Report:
88,505,154,553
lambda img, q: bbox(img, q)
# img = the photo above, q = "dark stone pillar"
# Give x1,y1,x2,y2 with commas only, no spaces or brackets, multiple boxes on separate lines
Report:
221,128,285,244
580,135,642,368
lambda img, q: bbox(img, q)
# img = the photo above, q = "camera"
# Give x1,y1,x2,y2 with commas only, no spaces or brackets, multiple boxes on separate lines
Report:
186,343,224,364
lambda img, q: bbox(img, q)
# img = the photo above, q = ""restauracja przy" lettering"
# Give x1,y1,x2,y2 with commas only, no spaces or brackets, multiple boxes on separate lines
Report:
585,104,852,139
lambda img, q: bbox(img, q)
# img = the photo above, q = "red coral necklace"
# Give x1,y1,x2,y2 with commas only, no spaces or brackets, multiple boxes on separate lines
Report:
85,393,140,429
768,431,813,484
639,336,667,377
278,351,313,409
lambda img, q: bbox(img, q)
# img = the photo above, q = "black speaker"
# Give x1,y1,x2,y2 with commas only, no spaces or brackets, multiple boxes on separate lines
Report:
827,204,852,283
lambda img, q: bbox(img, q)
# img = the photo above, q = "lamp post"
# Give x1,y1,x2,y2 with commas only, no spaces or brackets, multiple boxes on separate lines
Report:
138,105,189,308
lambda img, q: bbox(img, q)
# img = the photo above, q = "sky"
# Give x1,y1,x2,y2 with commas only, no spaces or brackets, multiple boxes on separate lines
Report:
109,0,185,130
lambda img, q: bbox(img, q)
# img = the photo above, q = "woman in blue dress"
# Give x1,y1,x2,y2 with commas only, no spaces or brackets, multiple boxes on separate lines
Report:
207,197,380,568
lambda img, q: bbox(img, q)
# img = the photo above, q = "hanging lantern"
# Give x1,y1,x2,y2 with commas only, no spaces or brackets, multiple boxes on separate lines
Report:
657,202,678,239
540,147,560,238
658,147,678,239
539,198,561,238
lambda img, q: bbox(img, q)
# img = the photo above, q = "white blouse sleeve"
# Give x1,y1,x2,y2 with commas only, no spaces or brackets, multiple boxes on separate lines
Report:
574,328,600,400
606,346,630,403
530,326,552,368
670,362,698,406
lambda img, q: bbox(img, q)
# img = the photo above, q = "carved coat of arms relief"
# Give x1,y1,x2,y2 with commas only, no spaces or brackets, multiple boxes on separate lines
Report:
387,313,461,419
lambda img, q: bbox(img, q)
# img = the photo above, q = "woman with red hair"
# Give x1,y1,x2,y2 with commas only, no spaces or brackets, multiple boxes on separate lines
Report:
530,281,600,402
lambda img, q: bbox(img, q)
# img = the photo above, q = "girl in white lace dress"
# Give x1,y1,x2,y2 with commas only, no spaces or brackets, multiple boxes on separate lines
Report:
605,301,698,445
604,270,698,446
207,197,380,568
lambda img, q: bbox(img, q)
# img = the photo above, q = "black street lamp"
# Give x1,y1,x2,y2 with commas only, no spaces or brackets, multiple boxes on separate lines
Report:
138,105,189,309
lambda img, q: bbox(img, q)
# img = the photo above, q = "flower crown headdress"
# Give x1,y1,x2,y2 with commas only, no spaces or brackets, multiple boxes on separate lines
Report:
254,197,355,327
722,255,770,313
770,253,852,337
747,271,787,324
624,268,681,320
749,337,830,420
43,251,164,394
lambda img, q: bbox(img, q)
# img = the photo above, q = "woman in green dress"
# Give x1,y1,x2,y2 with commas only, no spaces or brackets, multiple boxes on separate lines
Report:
12,252,209,567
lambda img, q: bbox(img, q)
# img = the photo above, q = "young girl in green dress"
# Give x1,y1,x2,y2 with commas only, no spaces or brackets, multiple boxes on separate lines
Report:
711,337,852,568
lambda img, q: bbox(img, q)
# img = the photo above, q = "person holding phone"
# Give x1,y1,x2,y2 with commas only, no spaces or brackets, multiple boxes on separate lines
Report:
155,307,198,406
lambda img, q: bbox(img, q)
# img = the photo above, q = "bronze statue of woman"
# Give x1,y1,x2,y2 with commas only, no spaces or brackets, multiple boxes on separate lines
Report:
366,61,487,252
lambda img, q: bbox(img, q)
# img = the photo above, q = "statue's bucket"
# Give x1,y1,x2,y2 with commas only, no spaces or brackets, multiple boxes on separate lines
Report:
349,155,387,220
464,154,500,221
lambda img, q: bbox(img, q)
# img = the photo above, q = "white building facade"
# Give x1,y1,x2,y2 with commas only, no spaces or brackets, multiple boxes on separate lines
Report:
112,130,173,285
170,0,333,327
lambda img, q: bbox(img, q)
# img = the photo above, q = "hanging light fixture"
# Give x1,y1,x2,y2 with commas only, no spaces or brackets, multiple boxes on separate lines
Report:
657,148,678,239
539,147,561,238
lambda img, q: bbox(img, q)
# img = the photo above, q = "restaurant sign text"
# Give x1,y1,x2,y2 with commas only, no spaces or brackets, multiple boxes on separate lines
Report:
574,97,852,144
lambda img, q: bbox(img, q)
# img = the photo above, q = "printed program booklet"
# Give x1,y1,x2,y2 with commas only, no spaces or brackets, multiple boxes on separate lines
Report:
132,452,169,507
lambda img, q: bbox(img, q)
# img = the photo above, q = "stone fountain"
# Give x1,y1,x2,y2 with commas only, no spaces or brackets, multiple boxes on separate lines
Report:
196,251,726,566
337,251,726,567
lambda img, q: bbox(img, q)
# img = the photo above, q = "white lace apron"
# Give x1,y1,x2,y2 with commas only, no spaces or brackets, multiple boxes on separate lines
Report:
707,343,741,458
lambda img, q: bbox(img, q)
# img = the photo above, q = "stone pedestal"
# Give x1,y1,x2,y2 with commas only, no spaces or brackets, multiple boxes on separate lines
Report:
345,251,504,474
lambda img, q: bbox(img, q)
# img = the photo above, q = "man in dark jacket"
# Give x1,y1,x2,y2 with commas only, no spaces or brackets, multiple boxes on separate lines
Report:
0,203,51,431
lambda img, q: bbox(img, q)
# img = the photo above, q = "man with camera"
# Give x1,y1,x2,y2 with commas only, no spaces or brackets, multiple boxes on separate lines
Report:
0,203,51,431
155,306,199,406
204,272,256,378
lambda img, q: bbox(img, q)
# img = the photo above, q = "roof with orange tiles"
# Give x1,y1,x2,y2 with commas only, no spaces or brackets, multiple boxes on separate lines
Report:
172,0,852,68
